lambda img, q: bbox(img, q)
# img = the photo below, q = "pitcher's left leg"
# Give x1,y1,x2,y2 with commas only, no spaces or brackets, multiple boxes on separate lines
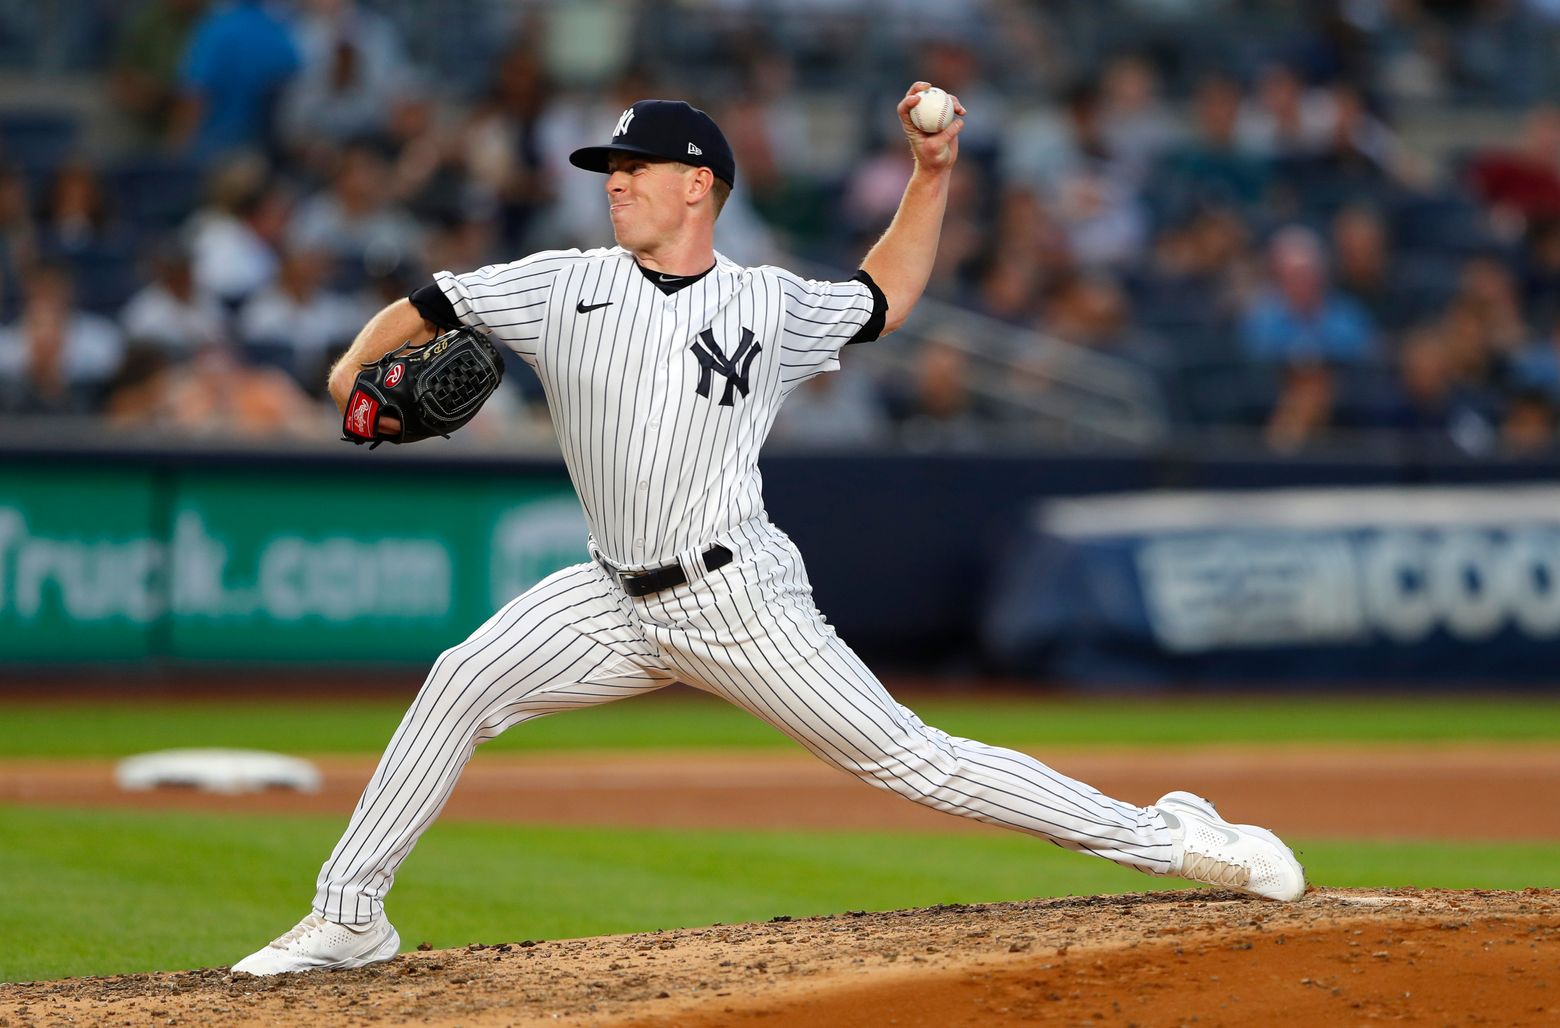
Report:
659,581,1173,873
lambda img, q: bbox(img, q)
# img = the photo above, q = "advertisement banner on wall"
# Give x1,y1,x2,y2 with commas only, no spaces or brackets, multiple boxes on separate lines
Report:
0,466,586,663
0,468,163,661
984,485,1560,684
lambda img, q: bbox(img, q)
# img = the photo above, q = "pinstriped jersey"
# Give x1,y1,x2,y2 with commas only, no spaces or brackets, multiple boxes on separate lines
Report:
435,246,878,569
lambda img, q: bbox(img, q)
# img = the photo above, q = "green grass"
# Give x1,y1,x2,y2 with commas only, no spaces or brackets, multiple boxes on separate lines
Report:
2,804,1556,984
3,692,1559,758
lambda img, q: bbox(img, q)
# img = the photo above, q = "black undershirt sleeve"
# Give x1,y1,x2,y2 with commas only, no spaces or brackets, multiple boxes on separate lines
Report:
847,269,888,345
408,281,463,331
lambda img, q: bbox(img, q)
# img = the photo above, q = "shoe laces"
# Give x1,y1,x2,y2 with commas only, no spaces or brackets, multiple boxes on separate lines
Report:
1181,852,1252,889
270,913,329,950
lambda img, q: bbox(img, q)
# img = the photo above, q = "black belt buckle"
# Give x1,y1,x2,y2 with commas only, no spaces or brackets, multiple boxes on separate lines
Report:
613,544,733,598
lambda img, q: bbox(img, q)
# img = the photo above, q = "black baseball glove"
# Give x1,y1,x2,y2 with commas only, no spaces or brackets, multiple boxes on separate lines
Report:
341,327,505,447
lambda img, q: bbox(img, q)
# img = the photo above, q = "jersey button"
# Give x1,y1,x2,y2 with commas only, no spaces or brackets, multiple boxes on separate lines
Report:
647,419,660,430
638,481,649,492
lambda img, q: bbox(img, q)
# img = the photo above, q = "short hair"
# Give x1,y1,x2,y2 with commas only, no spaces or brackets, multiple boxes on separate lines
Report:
671,161,729,219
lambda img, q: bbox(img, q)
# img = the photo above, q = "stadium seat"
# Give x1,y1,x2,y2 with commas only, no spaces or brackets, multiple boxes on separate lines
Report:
108,155,204,233
48,239,141,315
0,110,78,177
1390,193,1499,256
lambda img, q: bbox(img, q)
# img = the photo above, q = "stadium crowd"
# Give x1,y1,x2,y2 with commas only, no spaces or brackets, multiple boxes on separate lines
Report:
2,0,1560,453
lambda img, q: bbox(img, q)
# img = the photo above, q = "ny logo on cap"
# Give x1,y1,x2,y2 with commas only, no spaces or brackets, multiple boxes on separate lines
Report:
613,107,636,138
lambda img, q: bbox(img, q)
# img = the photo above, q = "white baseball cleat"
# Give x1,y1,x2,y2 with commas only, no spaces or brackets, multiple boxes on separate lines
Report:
1153,790,1306,902
232,912,400,975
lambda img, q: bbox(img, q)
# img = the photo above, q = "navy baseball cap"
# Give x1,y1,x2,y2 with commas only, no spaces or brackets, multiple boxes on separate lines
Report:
569,99,736,187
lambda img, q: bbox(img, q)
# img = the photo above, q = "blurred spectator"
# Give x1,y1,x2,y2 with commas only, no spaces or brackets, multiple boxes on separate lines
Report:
1373,324,1501,452
120,240,227,355
1508,310,1560,401
1040,80,1149,269
972,252,1043,326
288,142,424,282
1501,387,1556,451
109,0,208,145
1153,72,1270,216
238,247,366,391
1330,204,1404,330
712,53,831,246
1235,64,1335,158
460,44,553,251
1272,82,1428,206
1467,103,1560,232
279,0,410,168
1264,361,1339,451
107,342,321,438
384,93,464,217
1040,272,1167,375
1240,226,1375,365
1141,204,1254,363
1518,216,1560,328
0,165,38,297
1376,3,1451,103
185,154,287,307
0,264,124,415
1240,226,1377,449
1100,53,1179,183
1451,253,1529,360
769,368,889,448
840,136,915,247
36,159,119,254
171,0,301,162
893,338,989,448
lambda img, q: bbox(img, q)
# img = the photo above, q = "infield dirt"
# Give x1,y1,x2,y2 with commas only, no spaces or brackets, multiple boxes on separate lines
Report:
2,888,1555,1026
4,744,1558,1024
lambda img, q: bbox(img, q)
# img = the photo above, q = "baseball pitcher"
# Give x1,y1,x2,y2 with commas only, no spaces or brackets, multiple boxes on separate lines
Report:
234,84,1304,975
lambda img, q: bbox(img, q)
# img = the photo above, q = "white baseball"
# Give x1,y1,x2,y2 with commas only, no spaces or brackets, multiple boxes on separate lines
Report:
909,87,955,134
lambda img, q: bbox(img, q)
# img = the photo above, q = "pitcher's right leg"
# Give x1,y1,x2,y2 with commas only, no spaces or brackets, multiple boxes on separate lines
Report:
311,561,673,926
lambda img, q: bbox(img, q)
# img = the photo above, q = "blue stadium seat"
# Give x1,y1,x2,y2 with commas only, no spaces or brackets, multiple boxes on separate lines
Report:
107,155,204,233
1390,193,1499,256
51,239,141,314
0,110,78,176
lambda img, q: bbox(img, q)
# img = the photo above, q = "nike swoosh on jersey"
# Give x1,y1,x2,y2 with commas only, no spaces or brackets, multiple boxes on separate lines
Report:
576,300,614,313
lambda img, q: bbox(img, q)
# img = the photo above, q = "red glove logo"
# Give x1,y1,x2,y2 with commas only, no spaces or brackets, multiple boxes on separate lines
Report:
385,362,405,388
345,391,380,438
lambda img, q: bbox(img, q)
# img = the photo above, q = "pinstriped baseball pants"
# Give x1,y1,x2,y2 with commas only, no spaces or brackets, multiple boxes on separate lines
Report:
313,518,1173,925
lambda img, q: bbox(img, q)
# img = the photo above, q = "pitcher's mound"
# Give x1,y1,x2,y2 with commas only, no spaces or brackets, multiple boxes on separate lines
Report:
3,888,1555,1026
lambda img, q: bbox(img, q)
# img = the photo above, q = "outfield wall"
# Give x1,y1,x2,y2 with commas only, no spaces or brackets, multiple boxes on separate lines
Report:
3,442,1559,684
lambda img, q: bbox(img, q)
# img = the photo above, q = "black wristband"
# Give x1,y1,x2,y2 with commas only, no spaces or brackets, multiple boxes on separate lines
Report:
409,281,463,332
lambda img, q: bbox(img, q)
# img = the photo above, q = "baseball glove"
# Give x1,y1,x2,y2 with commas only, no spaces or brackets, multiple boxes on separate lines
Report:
341,327,505,447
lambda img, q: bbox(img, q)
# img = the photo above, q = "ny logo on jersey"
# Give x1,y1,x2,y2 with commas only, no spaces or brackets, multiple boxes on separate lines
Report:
614,107,636,138
690,327,761,406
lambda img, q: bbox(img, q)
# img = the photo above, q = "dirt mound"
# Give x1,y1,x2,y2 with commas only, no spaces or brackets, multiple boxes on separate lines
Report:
3,889,1555,1026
